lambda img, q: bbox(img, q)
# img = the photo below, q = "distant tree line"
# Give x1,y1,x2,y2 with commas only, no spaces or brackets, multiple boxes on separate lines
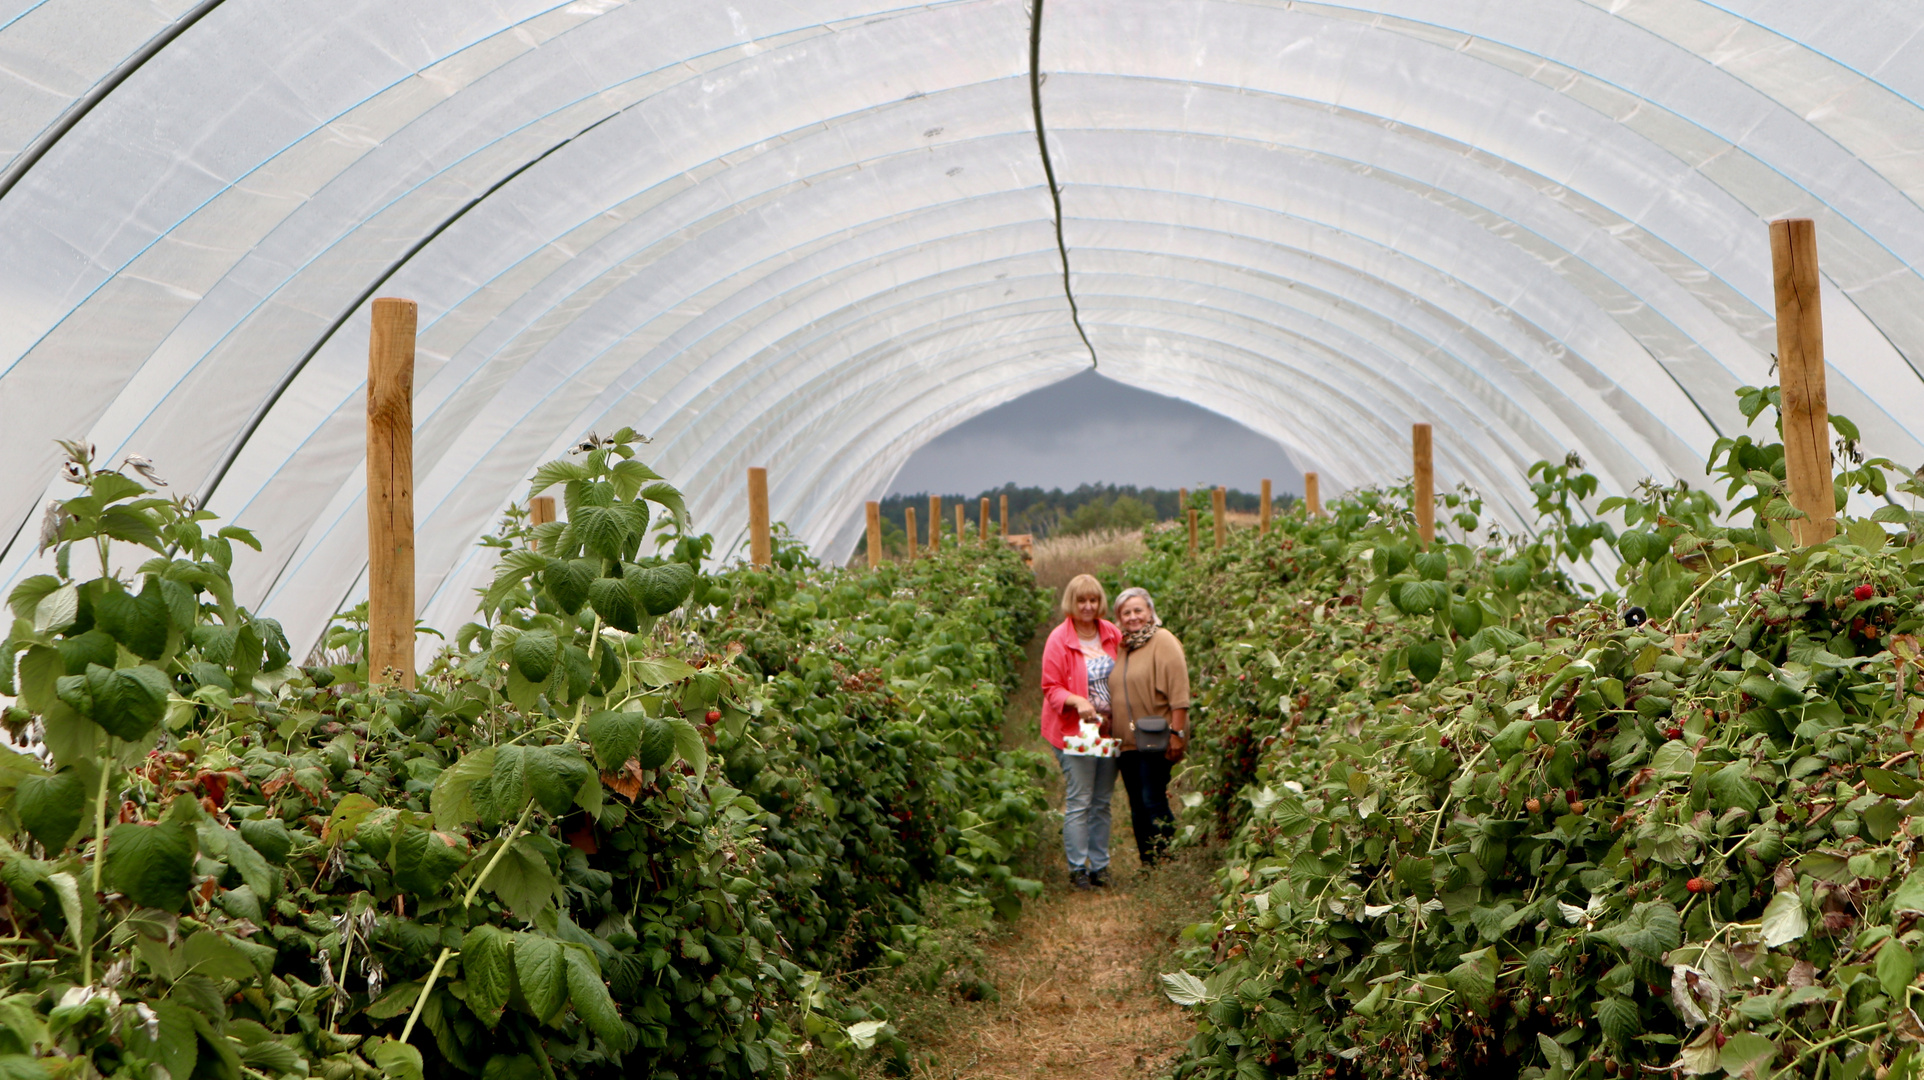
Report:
865,482,1297,554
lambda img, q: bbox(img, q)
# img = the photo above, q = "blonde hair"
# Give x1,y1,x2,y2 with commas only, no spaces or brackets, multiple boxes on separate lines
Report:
1059,574,1106,617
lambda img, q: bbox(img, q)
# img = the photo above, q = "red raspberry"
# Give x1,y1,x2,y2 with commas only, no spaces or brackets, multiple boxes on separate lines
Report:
1438,736,1452,748
705,709,722,723
1686,877,1707,893
1855,583,1876,601
1666,727,1684,740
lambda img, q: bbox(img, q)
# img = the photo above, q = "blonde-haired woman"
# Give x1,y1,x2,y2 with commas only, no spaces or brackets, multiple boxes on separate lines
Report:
1039,574,1121,889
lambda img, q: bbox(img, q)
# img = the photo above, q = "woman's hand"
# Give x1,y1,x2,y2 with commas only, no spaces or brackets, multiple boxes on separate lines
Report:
1165,730,1187,763
1069,695,1098,722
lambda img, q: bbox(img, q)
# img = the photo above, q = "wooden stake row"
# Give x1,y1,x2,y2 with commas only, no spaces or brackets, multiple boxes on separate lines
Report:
378,215,1833,684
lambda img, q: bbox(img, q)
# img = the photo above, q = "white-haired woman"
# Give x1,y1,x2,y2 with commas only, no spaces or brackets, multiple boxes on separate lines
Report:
1038,574,1121,888
1110,587,1190,866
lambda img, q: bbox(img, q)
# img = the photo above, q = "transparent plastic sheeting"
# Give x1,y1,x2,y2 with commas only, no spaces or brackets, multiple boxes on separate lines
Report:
2,1,1924,663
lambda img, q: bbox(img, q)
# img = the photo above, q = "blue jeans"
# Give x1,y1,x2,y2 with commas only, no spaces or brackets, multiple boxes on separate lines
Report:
1055,749,1118,872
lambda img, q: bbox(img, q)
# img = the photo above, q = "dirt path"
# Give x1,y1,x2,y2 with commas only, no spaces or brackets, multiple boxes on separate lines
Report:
911,629,1211,1080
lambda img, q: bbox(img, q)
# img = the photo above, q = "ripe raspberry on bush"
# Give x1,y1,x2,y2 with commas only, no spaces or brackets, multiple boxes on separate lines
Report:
1855,583,1876,601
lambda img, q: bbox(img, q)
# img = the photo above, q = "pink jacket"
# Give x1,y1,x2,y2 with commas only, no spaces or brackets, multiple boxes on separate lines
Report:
1039,617,1121,749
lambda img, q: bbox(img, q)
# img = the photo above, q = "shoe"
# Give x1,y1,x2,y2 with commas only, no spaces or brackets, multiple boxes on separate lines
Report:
1069,869,1092,890
1089,867,1110,887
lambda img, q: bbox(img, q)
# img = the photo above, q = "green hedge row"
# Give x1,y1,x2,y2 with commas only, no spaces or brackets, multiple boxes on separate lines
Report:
1125,392,1924,1080
0,432,1046,1080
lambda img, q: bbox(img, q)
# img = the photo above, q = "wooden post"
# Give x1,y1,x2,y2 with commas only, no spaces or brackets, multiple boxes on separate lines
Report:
999,494,1009,537
1179,486,1188,511
905,507,918,560
928,495,941,552
979,497,990,542
1305,472,1322,517
954,503,964,545
528,496,555,551
866,501,882,569
1771,218,1838,545
747,467,771,567
1213,487,1227,549
1187,508,1199,555
1260,479,1272,535
1412,423,1434,548
367,297,417,689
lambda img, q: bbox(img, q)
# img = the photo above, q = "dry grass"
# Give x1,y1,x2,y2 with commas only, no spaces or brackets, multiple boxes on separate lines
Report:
1030,529,1148,593
857,627,1216,1080
914,848,1214,1080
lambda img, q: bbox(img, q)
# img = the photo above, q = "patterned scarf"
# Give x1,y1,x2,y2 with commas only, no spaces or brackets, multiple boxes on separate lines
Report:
1122,624,1158,652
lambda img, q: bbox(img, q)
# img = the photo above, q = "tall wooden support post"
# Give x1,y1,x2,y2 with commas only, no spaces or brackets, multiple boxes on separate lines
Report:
865,501,882,569
1212,487,1227,549
999,494,1009,537
954,503,964,545
1187,508,1199,555
979,497,990,542
904,507,918,561
1304,472,1323,517
928,496,941,552
1260,479,1272,535
528,496,555,550
1771,218,1838,545
1179,487,1188,512
367,297,417,689
747,467,771,567
1412,423,1435,548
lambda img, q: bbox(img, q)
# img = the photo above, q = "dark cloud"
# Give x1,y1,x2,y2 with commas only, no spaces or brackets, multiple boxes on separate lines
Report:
887,371,1304,496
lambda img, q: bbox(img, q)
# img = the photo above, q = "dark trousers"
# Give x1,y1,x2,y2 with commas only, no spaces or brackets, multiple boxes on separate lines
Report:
1118,750,1175,865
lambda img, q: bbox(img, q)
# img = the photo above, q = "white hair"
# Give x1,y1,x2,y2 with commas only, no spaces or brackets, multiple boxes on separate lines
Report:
1113,587,1159,625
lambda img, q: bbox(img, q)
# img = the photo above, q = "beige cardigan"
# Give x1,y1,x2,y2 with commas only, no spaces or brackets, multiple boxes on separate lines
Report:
1110,628,1191,751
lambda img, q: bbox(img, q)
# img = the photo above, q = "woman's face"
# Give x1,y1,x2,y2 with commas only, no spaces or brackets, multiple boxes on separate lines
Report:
1117,596,1153,632
1073,592,1103,624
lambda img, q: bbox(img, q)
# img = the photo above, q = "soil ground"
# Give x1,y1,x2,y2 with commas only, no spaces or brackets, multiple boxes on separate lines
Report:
884,627,1218,1079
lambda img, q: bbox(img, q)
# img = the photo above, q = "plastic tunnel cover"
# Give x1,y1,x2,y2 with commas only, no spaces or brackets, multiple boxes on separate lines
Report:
3,0,1924,662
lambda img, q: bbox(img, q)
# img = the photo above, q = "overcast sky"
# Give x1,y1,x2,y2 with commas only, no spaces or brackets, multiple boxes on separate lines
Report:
886,371,1306,496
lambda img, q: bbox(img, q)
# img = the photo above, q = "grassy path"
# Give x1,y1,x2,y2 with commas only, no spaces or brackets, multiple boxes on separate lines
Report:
897,628,1215,1079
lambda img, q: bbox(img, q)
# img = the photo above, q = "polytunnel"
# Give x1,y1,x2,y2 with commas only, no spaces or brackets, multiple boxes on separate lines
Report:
4,0,1924,663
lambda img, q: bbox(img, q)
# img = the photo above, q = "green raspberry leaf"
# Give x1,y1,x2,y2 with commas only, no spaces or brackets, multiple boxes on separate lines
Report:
627,562,695,617
14,771,87,852
510,631,558,685
584,711,644,771
514,933,568,1023
541,558,594,616
389,825,469,898
462,925,515,1028
587,576,638,634
107,820,197,911
564,944,630,1050
525,747,592,818
573,505,631,563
